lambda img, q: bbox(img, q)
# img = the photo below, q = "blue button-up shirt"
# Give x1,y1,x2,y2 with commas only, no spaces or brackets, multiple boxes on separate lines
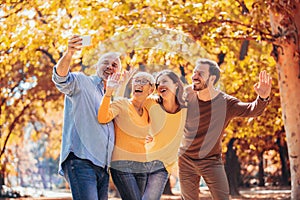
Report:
52,67,115,176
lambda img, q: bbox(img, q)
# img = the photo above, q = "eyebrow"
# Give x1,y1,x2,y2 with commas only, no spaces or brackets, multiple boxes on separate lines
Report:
194,70,208,77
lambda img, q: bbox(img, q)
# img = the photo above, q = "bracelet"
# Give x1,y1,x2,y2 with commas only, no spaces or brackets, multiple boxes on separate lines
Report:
259,96,270,101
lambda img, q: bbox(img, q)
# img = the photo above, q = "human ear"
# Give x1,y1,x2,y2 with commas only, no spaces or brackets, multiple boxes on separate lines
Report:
210,75,216,84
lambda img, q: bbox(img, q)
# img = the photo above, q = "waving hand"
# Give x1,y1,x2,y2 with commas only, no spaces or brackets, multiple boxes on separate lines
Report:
254,70,272,99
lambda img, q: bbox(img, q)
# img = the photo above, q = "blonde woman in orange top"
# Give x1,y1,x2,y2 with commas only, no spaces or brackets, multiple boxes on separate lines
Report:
98,71,155,200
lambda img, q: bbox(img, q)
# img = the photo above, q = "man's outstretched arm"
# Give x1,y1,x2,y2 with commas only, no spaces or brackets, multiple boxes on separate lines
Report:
56,35,82,76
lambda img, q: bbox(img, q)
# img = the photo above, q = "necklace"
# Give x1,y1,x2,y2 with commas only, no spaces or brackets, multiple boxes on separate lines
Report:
133,104,143,116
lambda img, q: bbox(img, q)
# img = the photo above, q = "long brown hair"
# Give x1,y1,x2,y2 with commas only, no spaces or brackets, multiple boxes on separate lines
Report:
155,70,186,108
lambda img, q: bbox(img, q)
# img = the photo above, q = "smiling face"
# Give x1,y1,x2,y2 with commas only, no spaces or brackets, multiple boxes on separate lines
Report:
96,53,121,80
154,70,185,106
156,74,178,101
192,58,221,91
131,72,154,100
191,63,211,91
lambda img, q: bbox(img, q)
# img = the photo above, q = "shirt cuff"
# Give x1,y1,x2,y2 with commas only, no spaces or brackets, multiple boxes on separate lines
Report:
259,96,270,102
53,66,69,83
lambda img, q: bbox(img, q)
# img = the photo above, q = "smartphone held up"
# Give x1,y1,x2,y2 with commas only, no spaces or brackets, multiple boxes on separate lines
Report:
81,35,91,47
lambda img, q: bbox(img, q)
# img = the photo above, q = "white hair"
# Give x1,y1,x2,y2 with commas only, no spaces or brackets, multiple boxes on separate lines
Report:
133,72,155,85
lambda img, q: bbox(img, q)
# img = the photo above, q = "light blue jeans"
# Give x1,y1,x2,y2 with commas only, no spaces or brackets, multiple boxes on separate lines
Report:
110,160,169,200
62,153,109,200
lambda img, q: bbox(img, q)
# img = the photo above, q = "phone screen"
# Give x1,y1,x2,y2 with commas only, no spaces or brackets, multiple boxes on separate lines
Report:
81,35,91,46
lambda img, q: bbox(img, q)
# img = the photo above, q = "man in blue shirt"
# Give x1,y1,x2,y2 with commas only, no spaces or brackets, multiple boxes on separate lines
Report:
52,35,121,200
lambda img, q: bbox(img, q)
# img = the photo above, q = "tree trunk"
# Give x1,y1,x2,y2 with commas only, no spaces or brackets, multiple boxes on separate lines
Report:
276,130,290,186
258,151,265,187
0,158,7,189
225,138,241,197
0,169,4,188
269,2,300,199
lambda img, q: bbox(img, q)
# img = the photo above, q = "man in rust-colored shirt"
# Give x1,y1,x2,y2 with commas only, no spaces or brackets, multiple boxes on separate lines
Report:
178,58,272,200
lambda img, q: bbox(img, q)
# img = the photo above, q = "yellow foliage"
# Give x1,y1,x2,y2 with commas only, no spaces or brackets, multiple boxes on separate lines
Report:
249,144,257,151
0,0,285,186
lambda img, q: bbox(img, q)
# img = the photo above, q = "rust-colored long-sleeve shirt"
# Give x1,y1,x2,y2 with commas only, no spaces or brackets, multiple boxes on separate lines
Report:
179,86,269,159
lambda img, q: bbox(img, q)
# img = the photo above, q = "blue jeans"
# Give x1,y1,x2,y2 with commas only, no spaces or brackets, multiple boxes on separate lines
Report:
110,160,168,200
143,161,169,200
110,161,148,200
62,153,109,200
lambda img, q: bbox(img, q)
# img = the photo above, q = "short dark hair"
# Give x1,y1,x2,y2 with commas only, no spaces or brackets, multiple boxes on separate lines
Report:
196,58,220,84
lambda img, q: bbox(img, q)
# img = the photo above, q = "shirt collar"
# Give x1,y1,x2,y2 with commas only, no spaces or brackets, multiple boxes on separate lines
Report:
91,75,103,85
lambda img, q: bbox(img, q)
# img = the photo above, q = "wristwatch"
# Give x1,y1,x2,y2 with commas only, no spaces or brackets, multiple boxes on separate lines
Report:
259,96,270,101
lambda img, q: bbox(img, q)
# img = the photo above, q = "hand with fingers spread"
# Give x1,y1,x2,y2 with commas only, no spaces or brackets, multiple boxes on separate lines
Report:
120,68,138,86
114,68,138,97
254,70,272,99
105,72,121,97
107,73,121,89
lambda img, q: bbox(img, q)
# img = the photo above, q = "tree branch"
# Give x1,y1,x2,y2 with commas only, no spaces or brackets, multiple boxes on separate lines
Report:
218,35,275,43
0,103,30,159
36,48,57,65
0,6,23,19
198,19,273,38
235,0,250,14
34,7,48,24
0,81,24,109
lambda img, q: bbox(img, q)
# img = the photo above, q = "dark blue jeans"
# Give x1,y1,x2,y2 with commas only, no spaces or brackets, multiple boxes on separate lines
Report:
62,153,109,200
110,160,168,200
144,161,169,200
110,161,148,200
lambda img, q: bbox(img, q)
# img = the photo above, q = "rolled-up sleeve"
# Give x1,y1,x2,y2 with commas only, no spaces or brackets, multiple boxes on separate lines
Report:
52,66,69,83
52,66,77,96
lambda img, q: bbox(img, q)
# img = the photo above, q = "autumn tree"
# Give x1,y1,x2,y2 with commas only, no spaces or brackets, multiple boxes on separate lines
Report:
0,1,66,187
269,1,300,199
1,1,299,198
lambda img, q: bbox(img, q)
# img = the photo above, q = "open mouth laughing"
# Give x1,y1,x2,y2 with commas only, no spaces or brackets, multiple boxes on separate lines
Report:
134,88,143,93
159,88,167,93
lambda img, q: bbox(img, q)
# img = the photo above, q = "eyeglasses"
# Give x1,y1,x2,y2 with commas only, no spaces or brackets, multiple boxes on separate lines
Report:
132,79,150,86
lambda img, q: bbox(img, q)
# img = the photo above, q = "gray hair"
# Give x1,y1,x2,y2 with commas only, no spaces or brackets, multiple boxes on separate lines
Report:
96,52,122,69
133,72,155,85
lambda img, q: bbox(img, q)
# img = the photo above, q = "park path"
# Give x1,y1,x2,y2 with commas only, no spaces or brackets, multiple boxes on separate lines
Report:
0,186,291,200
